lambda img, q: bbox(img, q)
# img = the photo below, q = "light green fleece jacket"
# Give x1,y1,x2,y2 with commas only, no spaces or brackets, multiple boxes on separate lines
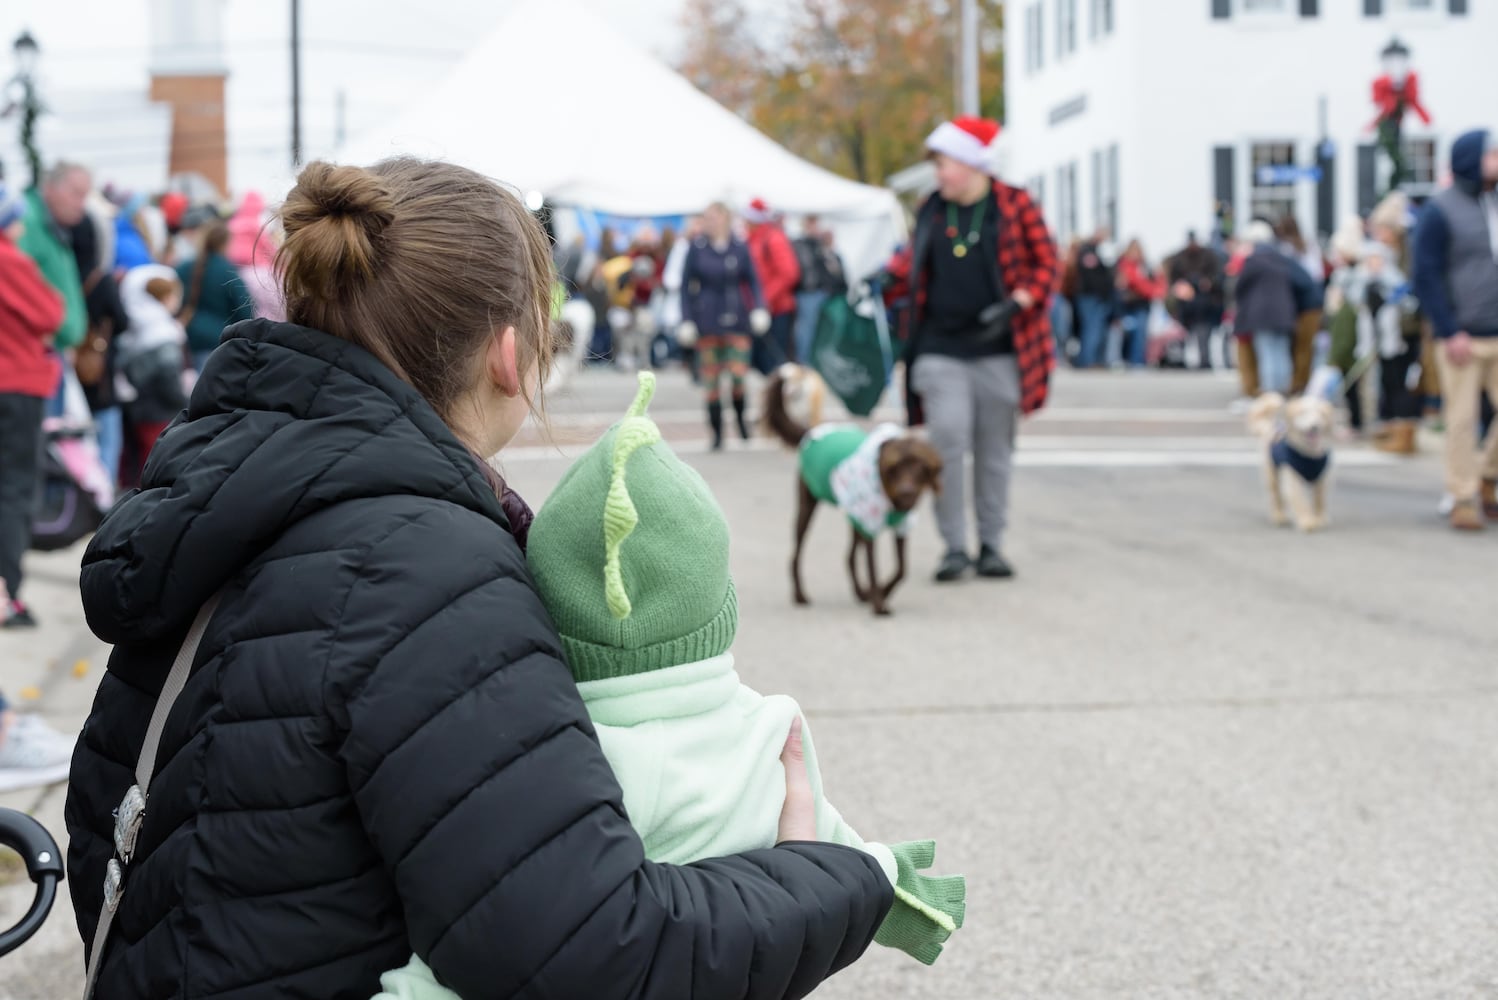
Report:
374,654,964,999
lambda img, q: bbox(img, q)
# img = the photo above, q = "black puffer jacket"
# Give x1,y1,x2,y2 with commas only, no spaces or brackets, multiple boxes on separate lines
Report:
66,319,892,999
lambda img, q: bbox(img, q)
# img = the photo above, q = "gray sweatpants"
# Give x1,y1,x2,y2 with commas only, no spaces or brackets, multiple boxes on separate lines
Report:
911,353,1020,554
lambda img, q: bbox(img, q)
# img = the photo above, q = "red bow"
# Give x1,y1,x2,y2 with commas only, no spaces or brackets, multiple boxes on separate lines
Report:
1370,73,1432,130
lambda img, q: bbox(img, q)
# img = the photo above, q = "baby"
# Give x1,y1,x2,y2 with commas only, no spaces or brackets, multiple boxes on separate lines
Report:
376,373,965,998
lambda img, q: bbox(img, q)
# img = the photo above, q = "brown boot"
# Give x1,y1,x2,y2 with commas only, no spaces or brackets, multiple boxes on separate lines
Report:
1373,421,1417,455
1482,479,1498,521
1451,500,1485,532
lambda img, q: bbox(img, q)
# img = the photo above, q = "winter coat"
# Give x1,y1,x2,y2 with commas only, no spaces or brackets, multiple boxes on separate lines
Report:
888,179,1058,421
113,212,156,271
1165,245,1225,326
177,252,255,353
1074,241,1116,300
227,193,287,322
1412,128,1498,339
682,236,766,336
1233,245,1307,335
16,189,87,349
1117,257,1164,306
748,223,802,316
794,236,848,296
65,318,892,1000
0,236,64,397
117,265,188,424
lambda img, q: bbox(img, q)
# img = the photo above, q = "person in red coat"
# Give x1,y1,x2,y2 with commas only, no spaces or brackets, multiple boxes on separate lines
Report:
0,184,65,626
885,116,1057,583
1116,239,1166,369
744,197,801,374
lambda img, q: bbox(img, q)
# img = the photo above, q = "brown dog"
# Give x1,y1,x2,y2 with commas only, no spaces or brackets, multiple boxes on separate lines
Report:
763,366,942,616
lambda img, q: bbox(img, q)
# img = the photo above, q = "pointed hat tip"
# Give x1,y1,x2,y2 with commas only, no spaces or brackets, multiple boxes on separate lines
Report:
628,371,656,418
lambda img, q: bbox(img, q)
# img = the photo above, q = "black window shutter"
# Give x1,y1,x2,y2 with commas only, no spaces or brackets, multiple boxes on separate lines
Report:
1300,0,1318,16
1364,0,1383,16
1212,0,1231,19
1357,144,1378,217
1315,147,1336,241
1450,0,1468,14
1213,146,1235,221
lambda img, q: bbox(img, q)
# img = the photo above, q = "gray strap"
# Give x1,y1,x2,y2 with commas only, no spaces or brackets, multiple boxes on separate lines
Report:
82,594,222,1000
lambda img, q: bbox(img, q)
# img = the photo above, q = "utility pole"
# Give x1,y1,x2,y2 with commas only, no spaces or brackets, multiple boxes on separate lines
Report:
335,88,347,148
290,0,302,168
959,0,981,117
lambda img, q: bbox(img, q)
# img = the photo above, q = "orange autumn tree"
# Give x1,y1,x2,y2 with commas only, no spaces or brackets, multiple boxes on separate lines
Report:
677,0,767,118
679,0,1005,185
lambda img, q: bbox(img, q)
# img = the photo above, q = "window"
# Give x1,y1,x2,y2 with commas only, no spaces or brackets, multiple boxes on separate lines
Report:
1401,137,1438,189
1054,161,1079,243
1029,175,1047,213
1027,4,1047,73
1250,141,1298,223
1024,6,1034,72
1106,144,1120,236
1241,0,1289,11
1059,0,1078,55
1389,0,1438,9
1091,0,1114,36
1038,3,1047,71
1091,149,1103,233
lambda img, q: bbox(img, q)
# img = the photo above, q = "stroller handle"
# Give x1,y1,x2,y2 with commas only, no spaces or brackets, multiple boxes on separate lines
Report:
0,807,63,959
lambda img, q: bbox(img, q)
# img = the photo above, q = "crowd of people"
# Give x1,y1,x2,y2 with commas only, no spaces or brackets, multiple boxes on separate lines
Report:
0,162,284,791
555,200,849,450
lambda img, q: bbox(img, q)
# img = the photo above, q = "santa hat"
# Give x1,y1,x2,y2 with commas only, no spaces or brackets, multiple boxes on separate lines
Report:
925,116,1001,174
743,197,775,224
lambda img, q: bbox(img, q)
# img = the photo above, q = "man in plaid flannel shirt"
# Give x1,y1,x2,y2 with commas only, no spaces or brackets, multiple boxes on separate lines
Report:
887,116,1057,582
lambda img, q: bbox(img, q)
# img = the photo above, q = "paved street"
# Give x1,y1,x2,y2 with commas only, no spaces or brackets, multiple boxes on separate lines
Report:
3,366,1496,998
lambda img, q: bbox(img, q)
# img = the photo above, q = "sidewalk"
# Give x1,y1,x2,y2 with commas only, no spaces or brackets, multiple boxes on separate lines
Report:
0,541,107,999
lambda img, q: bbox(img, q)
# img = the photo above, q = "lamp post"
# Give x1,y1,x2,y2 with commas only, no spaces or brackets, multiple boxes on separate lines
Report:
1370,37,1431,196
10,31,42,187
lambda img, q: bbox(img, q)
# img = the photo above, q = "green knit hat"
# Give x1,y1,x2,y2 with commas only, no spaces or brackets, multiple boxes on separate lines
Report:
527,372,738,683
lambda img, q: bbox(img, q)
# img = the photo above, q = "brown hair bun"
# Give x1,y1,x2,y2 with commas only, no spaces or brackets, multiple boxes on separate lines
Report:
278,162,396,301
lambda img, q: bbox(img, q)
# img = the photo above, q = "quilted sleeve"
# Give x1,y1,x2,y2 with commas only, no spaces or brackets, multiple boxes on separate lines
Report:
327,504,893,1000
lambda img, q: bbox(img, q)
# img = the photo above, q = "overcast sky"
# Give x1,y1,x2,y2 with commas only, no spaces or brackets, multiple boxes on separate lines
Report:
0,0,784,195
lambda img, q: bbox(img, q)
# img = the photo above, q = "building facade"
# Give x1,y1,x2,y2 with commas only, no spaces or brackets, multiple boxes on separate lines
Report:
1002,0,1493,261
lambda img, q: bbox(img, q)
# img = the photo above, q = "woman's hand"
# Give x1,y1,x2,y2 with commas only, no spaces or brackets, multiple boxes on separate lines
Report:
777,717,817,844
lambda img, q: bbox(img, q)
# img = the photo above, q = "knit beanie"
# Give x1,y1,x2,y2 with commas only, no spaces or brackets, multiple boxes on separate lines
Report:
527,372,737,682
925,116,1001,174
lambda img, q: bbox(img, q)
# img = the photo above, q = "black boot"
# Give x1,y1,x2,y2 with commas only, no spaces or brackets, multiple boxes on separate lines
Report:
707,400,724,451
732,396,751,440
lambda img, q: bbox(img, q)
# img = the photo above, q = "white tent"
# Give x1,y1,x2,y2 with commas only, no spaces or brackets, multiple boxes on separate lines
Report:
339,0,906,279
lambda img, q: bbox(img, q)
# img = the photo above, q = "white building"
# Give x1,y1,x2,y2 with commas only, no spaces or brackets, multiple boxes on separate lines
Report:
1002,0,1494,262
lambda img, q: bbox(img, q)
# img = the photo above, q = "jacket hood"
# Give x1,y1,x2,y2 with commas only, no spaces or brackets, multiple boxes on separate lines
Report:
118,264,185,354
1450,129,1490,192
228,191,275,269
80,319,511,644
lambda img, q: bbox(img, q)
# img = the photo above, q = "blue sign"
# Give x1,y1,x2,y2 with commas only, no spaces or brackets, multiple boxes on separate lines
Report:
1256,164,1323,186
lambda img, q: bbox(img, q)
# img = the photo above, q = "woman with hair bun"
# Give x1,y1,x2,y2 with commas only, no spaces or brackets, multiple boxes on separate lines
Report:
65,159,891,999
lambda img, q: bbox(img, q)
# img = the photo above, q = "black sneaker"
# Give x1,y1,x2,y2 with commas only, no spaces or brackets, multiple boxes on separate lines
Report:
3,601,37,628
934,550,970,582
976,546,1014,579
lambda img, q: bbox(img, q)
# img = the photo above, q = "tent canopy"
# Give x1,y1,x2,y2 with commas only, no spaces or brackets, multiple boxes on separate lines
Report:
340,0,905,277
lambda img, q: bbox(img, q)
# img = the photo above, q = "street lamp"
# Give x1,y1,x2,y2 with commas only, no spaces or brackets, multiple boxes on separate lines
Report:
1369,36,1431,197
12,31,38,79
6,30,43,187
1380,37,1410,86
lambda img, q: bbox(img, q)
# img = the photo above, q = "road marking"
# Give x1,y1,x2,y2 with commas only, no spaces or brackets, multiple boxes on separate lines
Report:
531,405,1244,428
496,439,1395,468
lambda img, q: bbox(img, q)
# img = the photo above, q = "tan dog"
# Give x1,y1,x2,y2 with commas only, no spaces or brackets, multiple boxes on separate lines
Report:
1248,392,1335,532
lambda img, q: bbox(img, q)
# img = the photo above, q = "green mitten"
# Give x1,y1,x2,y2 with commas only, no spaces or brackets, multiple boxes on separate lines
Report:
872,840,967,965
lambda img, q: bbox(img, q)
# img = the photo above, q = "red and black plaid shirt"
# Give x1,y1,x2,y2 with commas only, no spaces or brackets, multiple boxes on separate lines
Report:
890,180,1058,421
